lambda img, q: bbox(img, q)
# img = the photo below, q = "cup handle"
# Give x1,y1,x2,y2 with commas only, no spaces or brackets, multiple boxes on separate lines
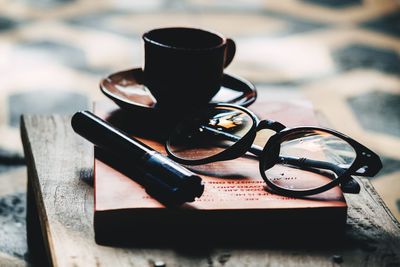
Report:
224,38,236,68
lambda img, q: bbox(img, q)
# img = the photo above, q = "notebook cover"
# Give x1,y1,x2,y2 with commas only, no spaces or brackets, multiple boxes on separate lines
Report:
93,99,347,245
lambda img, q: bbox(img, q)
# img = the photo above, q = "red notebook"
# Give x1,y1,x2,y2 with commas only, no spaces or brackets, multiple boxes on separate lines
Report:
93,100,347,245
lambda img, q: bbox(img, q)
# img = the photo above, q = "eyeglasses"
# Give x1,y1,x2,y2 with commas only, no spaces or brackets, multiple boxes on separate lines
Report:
165,104,382,197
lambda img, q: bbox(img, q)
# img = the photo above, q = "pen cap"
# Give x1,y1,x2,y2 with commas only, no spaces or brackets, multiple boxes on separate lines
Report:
142,152,204,204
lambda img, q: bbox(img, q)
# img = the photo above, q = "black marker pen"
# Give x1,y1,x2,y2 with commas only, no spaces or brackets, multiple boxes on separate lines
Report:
71,111,204,205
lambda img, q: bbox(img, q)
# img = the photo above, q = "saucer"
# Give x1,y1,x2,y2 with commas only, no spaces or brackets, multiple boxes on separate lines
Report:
100,68,257,114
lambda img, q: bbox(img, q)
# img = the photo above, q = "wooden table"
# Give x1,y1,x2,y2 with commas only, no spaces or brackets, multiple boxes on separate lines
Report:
21,114,400,267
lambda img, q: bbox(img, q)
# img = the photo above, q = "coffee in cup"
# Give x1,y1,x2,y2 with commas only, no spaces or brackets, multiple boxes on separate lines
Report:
142,27,236,109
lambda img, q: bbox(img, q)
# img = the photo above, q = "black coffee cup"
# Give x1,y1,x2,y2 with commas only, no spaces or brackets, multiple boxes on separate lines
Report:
142,27,236,109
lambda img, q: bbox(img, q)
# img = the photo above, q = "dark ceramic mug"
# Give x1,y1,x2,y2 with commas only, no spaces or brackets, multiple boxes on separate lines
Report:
142,27,236,109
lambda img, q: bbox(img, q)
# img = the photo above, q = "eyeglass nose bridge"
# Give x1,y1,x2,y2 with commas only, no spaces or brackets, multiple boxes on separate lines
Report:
256,120,286,132
256,120,285,171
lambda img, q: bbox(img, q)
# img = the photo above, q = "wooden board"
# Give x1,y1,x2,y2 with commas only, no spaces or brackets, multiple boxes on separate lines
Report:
21,114,400,267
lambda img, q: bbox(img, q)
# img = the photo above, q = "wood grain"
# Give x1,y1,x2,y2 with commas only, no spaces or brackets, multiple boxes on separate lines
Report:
21,115,400,267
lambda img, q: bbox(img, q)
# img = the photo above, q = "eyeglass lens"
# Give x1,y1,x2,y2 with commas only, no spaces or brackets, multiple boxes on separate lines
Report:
167,106,254,160
263,130,357,191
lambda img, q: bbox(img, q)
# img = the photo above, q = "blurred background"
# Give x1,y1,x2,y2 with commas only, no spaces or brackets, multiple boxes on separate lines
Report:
0,0,399,265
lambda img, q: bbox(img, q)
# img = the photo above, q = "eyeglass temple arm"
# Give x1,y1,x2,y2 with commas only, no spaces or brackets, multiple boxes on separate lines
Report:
204,124,351,177
276,156,360,194
247,143,360,193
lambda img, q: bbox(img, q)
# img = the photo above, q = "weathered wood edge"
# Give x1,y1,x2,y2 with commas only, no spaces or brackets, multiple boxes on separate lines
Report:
359,178,400,229
21,115,55,267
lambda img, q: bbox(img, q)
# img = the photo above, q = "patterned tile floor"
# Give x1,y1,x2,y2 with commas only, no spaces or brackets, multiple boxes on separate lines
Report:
0,0,399,265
